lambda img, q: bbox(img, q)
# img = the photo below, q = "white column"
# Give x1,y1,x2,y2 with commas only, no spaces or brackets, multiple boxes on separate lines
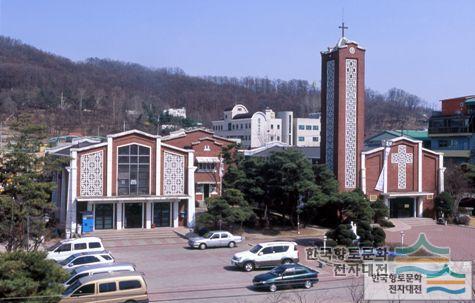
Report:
156,138,161,195
413,198,417,217
116,202,123,230
86,202,93,212
418,142,423,192
173,201,179,227
187,152,196,227
417,197,424,217
146,202,152,229
107,137,113,196
361,153,366,194
438,154,445,193
67,150,78,237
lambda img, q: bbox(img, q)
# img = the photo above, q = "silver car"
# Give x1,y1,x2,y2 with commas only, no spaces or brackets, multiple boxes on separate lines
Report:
188,231,244,249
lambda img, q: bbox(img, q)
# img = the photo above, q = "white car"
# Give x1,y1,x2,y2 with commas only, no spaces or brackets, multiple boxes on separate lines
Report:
64,262,136,287
59,251,114,270
47,237,104,262
231,241,299,272
188,231,244,249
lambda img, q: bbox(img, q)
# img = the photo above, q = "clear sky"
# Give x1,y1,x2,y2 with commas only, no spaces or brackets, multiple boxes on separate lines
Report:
1,0,474,106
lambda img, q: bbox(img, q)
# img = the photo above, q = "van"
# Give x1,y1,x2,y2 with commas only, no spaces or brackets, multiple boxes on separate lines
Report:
61,272,149,303
65,262,136,287
231,241,299,272
47,237,104,262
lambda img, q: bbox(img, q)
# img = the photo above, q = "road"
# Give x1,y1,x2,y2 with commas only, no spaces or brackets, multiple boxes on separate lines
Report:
109,238,361,303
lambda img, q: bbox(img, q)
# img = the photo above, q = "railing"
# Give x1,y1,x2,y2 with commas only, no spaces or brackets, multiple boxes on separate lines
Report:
428,126,472,134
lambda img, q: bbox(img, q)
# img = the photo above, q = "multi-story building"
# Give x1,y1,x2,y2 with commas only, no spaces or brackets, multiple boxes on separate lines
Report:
211,105,321,149
162,129,236,205
428,95,475,164
163,107,187,119
47,129,196,237
293,113,321,147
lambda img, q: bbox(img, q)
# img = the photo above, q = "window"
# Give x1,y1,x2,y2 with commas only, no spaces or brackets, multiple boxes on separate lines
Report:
210,234,220,239
197,163,216,172
313,137,318,142
57,244,71,252
277,136,280,141
439,139,449,148
313,125,319,130
72,284,95,297
298,137,304,142
89,242,102,249
74,243,87,250
298,125,305,130
119,280,142,290
227,123,231,131
271,124,274,129
277,125,280,130
99,282,117,293
270,136,274,141
101,255,112,260
204,145,211,151
306,125,312,130
221,233,229,238
274,246,289,253
67,273,89,285
262,247,274,254
118,145,150,196
72,256,99,266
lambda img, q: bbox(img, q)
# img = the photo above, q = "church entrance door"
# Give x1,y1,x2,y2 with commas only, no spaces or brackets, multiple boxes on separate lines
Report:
390,197,415,218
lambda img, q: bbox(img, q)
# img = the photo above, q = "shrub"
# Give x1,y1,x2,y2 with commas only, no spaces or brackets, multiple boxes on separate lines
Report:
434,192,454,218
372,226,386,247
455,214,471,225
371,200,389,222
326,224,356,246
378,219,395,228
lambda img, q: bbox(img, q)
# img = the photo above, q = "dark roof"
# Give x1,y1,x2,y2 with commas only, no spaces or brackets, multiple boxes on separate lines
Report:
233,113,253,119
224,106,234,111
247,146,320,160
49,141,103,156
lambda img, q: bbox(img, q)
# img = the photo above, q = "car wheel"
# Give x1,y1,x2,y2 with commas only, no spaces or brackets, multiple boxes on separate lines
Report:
243,261,254,272
282,258,293,264
125,300,137,303
199,243,207,250
228,241,236,248
304,280,312,289
269,284,277,292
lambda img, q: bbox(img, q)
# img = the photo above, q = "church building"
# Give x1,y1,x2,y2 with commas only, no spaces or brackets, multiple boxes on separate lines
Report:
320,26,445,218
48,129,196,237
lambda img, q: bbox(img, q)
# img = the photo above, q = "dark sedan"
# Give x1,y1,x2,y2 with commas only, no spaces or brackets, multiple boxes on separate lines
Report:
252,264,318,292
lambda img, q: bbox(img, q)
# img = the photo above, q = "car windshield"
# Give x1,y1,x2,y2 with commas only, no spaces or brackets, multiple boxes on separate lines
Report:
63,280,81,296
203,232,213,238
59,255,76,266
249,244,263,254
270,266,287,275
47,242,62,252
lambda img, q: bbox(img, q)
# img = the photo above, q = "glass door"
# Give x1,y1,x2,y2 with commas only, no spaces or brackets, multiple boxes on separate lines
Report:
95,204,114,229
153,203,171,227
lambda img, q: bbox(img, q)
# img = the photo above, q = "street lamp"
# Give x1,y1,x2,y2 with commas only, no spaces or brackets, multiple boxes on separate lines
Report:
400,231,405,247
323,235,327,251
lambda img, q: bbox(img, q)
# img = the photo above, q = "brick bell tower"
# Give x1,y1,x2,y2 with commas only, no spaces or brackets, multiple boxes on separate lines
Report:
320,23,365,191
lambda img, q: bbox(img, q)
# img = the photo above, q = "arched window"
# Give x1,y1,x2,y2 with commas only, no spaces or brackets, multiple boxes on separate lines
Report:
118,144,150,195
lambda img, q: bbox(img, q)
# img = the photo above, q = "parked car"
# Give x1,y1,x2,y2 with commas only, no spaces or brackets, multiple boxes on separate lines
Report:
188,231,244,249
231,241,299,272
252,263,318,292
64,262,136,287
61,272,149,303
60,251,114,270
47,237,104,262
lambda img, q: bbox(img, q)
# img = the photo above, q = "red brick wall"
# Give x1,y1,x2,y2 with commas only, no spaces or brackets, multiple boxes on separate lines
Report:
321,43,365,191
364,151,383,197
77,146,107,197
441,98,467,115
422,152,438,193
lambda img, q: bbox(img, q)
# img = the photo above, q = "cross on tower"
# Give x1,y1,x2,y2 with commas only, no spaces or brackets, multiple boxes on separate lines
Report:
339,22,348,38
391,145,413,189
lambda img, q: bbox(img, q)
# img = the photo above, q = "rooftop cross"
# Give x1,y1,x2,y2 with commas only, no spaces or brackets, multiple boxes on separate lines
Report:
338,22,348,38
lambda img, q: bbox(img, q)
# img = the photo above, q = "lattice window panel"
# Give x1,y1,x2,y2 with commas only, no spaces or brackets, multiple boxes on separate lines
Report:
344,59,357,189
80,151,103,196
391,145,413,189
163,152,185,195
325,60,335,171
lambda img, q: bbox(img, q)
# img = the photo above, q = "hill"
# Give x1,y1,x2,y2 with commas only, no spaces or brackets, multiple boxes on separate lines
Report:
0,36,430,137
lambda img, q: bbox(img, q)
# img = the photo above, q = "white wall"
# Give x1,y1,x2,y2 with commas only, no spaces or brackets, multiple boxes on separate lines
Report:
293,117,321,147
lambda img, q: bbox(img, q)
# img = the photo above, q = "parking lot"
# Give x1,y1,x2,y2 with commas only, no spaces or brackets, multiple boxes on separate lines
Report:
108,236,358,303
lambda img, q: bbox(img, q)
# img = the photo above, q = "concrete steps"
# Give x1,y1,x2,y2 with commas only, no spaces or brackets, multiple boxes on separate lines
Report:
88,227,189,242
